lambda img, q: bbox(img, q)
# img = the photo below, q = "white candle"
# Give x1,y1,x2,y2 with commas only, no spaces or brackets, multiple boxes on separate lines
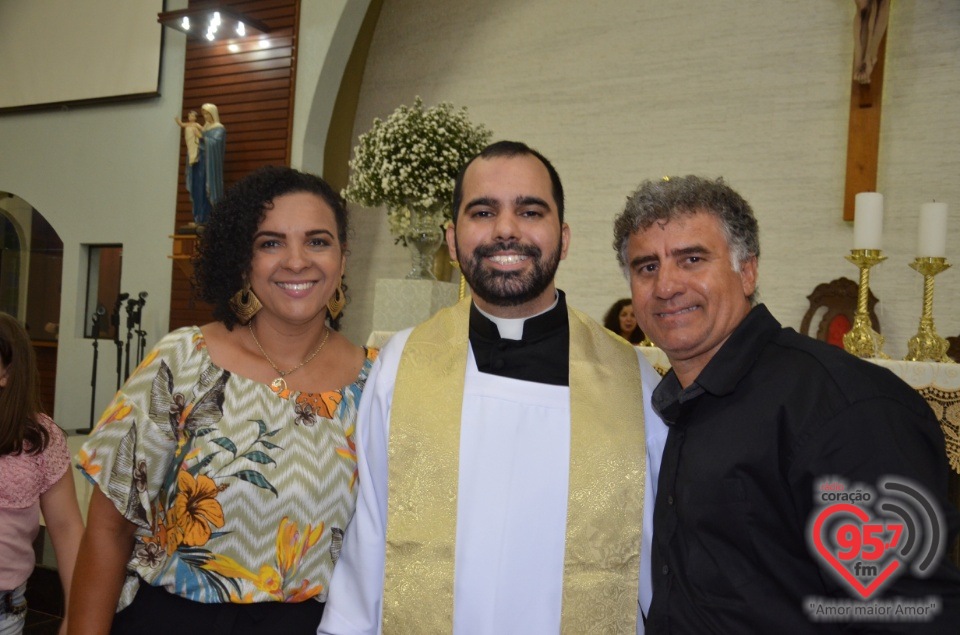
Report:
917,202,948,258
853,192,884,250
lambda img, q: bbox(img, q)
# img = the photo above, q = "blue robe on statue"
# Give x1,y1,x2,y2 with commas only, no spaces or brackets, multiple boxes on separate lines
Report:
187,143,210,226
204,125,227,207
186,124,225,226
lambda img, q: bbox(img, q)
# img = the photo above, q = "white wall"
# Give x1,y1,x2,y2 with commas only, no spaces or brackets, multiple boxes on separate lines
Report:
0,0,370,432
3,0,957,433
292,0,372,173
0,4,188,431
339,0,960,357
0,195,33,322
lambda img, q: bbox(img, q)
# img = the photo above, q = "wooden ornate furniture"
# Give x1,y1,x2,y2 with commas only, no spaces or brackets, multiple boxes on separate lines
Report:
800,277,880,348
947,334,960,363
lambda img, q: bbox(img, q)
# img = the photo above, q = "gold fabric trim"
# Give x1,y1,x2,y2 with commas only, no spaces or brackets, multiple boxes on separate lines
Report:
917,385,960,474
561,307,645,634
384,298,470,633
384,299,645,633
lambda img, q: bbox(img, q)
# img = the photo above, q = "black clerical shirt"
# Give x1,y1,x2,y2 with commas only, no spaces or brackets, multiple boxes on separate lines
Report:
467,291,570,387
647,305,960,634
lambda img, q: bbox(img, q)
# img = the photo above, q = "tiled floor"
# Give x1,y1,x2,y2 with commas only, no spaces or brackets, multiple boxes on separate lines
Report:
24,608,63,635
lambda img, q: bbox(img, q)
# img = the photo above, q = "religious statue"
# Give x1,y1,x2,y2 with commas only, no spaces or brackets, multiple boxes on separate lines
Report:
200,103,227,214
853,0,890,84
175,111,203,166
178,103,227,230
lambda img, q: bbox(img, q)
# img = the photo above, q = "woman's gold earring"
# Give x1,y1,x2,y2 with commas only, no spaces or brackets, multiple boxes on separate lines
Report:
327,281,346,320
229,281,262,324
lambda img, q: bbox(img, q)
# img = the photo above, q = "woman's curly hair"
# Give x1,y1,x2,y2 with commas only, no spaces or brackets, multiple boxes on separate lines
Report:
193,165,350,331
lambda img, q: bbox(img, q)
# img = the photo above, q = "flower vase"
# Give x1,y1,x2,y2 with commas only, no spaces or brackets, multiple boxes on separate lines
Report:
405,209,445,280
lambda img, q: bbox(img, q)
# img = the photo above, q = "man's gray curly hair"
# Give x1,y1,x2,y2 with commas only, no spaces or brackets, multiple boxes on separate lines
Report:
612,175,760,302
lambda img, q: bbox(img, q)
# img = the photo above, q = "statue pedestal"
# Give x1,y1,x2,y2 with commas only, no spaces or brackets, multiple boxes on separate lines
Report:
169,234,198,279
368,279,459,346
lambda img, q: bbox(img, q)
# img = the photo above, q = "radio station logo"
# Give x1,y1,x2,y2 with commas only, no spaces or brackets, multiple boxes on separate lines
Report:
805,476,945,622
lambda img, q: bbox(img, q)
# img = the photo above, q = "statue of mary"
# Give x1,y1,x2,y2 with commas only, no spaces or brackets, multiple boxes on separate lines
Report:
185,103,227,227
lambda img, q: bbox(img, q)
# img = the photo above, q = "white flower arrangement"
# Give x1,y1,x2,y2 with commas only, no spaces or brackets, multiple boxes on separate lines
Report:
344,97,491,242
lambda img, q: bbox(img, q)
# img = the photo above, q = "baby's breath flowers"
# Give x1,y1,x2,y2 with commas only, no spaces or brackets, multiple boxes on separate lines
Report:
344,97,491,242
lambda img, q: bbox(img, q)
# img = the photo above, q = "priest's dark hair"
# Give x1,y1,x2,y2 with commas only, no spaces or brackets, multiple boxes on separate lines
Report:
0,312,49,456
193,165,350,331
451,140,565,224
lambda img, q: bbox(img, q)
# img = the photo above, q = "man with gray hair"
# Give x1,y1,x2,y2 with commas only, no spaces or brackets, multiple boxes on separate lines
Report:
613,175,960,633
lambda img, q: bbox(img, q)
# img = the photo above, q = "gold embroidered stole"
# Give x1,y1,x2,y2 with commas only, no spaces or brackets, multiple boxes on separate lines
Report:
384,298,645,633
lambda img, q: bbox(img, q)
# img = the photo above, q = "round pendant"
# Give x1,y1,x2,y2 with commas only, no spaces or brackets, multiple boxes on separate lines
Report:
271,377,287,392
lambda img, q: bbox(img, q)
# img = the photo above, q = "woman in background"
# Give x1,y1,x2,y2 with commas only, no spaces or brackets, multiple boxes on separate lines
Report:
70,166,375,634
603,298,645,344
0,313,83,635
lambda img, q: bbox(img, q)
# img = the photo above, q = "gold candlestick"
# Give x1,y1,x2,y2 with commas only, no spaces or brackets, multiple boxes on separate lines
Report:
904,257,954,363
843,249,890,359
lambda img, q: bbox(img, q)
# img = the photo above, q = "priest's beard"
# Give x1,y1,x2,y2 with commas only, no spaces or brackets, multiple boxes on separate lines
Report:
456,238,562,308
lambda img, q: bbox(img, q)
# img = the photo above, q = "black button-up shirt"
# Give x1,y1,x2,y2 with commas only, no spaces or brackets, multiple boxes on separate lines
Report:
647,305,960,634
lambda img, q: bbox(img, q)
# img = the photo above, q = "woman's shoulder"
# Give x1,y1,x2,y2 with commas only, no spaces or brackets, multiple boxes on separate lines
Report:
345,335,380,384
34,414,70,486
0,414,69,505
148,326,208,364
321,331,376,385
156,325,205,350
121,326,210,391
358,346,379,380
34,413,66,444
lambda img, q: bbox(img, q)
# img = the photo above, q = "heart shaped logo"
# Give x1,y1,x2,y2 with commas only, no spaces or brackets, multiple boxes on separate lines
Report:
812,503,901,599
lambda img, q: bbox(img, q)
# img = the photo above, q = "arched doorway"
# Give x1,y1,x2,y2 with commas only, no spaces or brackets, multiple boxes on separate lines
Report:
0,212,21,317
0,193,64,414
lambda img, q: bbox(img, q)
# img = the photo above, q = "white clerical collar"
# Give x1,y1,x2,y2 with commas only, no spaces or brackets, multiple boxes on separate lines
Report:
474,292,560,340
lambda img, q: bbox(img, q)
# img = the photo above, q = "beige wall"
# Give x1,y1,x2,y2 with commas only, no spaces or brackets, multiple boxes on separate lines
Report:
292,0,372,173
1,0,957,433
0,4,187,431
0,0,363,431
338,0,960,358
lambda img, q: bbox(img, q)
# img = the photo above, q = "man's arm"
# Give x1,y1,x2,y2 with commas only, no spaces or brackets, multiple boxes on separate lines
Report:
637,351,669,634
319,332,408,635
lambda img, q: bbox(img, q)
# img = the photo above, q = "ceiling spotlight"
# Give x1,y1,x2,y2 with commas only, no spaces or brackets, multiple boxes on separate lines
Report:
158,7,270,42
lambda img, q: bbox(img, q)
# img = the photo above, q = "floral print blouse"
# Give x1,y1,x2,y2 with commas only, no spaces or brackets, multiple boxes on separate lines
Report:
78,327,376,609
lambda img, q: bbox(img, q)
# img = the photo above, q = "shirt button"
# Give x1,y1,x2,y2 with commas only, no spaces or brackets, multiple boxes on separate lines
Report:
661,565,669,575
667,495,675,506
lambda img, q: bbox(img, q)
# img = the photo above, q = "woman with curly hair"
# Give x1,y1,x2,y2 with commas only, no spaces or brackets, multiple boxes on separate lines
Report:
603,298,645,345
71,166,375,634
